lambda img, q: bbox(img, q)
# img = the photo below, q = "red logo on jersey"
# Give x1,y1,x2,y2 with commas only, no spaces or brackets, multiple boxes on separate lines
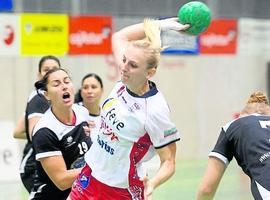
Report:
101,117,119,141
3,25,14,45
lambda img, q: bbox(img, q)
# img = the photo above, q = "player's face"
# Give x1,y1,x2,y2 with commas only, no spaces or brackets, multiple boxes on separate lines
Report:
38,59,60,80
120,45,152,90
81,76,103,106
45,70,75,108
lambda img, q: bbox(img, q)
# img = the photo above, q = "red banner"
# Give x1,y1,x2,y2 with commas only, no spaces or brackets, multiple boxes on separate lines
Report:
69,16,112,55
200,19,237,54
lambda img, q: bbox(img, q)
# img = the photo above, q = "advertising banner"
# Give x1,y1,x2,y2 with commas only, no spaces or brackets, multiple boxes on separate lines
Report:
21,13,68,56
69,16,112,55
0,121,20,182
238,18,270,55
200,19,237,54
0,14,19,56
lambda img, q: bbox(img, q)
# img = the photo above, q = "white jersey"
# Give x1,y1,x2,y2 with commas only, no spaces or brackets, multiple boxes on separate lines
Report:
77,101,101,141
85,81,180,191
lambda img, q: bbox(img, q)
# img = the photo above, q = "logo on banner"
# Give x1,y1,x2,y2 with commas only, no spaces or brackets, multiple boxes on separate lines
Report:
3,25,14,45
200,19,237,54
200,31,236,48
0,14,19,55
68,16,112,55
70,27,111,47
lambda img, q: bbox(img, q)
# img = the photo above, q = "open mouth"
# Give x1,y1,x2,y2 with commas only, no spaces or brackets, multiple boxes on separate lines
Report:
62,92,71,103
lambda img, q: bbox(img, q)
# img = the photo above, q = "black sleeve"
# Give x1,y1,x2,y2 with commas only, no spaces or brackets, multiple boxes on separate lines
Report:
25,94,50,141
32,128,61,160
26,94,50,117
211,128,234,163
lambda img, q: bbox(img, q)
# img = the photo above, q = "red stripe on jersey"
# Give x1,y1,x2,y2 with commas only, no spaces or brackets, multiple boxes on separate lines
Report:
117,85,125,97
128,133,152,199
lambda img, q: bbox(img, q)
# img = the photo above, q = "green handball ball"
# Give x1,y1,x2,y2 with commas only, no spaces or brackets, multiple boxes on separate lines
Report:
178,1,211,35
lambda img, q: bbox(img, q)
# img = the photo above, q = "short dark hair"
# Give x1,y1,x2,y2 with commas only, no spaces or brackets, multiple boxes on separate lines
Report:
75,73,103,103
38,55,61,73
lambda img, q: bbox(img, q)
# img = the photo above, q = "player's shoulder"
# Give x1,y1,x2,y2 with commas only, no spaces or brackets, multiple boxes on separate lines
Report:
222,114,262,133
72,103,90,120
32,109,55,135
27,90,38,102
147,87,168,111
27,89,46,103
109,81,125,97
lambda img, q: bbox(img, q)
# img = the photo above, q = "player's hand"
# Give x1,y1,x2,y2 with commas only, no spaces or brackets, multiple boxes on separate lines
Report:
159,17,190,32
141,176,154,200
87,120,96,129
83,125,91,137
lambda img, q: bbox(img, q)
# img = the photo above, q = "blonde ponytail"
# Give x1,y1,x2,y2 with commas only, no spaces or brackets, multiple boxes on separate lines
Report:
132,19,162,69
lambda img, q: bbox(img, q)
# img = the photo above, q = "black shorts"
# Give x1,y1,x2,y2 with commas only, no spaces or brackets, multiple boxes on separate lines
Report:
20,172,35,193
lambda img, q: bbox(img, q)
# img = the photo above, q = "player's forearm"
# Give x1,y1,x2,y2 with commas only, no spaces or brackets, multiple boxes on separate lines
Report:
13,116,26,139
196,188,215,200
150,158,175,189
53,168,81,191
113,22,145,42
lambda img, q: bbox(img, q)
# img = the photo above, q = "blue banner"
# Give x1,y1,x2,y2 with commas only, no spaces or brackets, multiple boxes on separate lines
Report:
161,30,199,55
0,0,13,12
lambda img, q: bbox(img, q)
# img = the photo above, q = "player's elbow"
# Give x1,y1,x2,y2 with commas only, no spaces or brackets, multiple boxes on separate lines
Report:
13,130,22,139
55,181,70,191
53,176,72,191
13,132,18,138
197,185,215,200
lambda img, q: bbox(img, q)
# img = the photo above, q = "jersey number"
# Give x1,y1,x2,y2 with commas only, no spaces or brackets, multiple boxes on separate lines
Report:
78,142,88,155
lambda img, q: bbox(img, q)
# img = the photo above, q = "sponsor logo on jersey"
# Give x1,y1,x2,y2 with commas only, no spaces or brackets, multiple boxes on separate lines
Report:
97,135,114,155
101,97,124,141
101,116,119,141
105,108,124,131
164,127,177,137
259,120,270,129
128,103,140,113
259,151,270,163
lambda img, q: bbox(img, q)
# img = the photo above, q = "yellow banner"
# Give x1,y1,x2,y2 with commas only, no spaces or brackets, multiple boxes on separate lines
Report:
21,13,68,56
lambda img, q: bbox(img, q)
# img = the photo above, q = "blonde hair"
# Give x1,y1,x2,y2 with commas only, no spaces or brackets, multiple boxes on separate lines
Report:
132,19,162,69
240,91,270,115
247,91,269,104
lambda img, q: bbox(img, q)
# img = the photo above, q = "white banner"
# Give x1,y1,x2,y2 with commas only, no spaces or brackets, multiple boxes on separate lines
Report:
0,121,20,182
0,14,20,56
238,18,270,55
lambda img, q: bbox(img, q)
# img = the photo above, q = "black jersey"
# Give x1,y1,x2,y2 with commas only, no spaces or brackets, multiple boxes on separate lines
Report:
19,90,49,192
30,104,92,200
210,114,270,199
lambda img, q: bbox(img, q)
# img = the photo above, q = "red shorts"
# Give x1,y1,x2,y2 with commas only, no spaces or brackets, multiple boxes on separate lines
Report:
69,164,133,200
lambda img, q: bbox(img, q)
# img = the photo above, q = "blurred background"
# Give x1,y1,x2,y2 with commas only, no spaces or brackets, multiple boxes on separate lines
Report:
0,0,270,199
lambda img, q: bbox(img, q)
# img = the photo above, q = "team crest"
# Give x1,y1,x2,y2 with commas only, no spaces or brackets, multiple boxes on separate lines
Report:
79,174,90,189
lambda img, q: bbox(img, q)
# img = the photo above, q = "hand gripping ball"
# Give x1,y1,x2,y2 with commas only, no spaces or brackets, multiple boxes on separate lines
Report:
178,1,211,35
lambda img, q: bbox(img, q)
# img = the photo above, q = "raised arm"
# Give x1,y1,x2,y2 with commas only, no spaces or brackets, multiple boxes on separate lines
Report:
112,22,145,66
112,18,189,66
